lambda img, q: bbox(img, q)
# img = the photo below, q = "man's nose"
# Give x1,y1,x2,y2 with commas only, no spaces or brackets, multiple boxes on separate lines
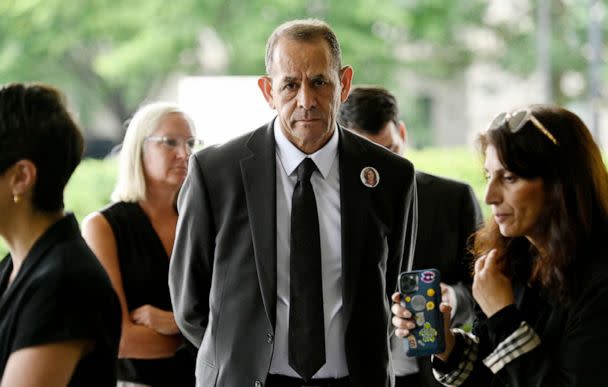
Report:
297,83,315,110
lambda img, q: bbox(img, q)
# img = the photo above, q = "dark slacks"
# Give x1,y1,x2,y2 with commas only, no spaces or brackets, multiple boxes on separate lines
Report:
395,372,421,387
266,374,351,387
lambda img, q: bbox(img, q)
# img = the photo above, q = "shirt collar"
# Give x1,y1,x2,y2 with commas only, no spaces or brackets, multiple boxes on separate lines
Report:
274,118,338,179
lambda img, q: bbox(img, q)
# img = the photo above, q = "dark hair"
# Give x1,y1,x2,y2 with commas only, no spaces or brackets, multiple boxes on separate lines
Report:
0,83,84,212
474,105,608,302
338,86,399,134
265,19,342,75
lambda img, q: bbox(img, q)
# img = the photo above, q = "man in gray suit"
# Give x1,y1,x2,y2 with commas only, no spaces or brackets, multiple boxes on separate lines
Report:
338,86,483,387
169,20,415,387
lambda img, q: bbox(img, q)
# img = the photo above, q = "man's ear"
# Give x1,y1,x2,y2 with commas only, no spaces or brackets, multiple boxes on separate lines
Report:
398,121,407,144
10,159,37,198
258,76,275,109
339,66,354,102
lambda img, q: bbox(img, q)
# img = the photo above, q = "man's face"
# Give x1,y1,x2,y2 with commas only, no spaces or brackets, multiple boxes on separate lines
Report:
354,120,405,155
259,37,353,154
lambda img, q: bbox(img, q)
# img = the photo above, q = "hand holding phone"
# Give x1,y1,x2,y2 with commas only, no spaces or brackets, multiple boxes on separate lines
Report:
398,269,445,357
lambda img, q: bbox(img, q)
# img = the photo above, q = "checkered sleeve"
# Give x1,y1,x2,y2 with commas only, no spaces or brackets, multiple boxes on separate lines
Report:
482,321,541,374
432,329,479,386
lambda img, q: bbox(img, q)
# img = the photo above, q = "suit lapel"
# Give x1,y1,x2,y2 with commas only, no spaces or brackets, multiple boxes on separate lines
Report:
413,173,435,267
338,128,371,327
240,121,277,328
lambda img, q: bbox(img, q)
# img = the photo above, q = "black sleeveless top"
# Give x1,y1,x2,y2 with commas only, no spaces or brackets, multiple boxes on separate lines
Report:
101,202,195,386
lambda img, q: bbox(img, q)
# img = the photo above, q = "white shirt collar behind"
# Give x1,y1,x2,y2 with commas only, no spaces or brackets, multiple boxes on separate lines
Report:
273,118,339,179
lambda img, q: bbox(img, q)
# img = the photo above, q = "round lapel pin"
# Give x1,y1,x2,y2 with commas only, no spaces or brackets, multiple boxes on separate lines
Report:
360,166,379,187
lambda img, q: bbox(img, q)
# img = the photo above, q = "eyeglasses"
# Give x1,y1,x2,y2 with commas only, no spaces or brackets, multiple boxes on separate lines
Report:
145,136,202,150
488,109,558,145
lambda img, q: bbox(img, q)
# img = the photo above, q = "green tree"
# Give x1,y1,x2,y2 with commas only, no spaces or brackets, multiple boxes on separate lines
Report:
484,0,608,104
0,0,487,138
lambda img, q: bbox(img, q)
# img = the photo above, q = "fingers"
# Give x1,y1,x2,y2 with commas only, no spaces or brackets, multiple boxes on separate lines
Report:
436,303,457,361
130,309,142,320
391,302,412,319
392,315,416,338
130,312,143,325
440,283,455,306
391,292,411,318
130,304,151,315
391,315,415,330
130,304,153,326
484,249,499,270
474,255,486,275
392,292,415,337
391,292,401,303
439,302,452,328
474,249,499,275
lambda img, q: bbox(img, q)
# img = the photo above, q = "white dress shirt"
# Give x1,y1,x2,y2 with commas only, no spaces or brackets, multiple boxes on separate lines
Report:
269,120,348,378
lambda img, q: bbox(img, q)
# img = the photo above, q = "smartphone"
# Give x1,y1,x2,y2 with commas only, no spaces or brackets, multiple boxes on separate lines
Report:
398,269,445,357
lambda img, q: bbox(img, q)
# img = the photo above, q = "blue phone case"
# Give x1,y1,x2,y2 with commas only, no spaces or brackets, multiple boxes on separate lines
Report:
399,269,445,357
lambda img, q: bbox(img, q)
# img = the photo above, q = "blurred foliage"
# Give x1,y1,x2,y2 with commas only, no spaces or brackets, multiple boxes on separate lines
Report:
0,0,486,139
2,1,604,147
408,147,487,212
63,157,118,222
488,0,608,104
0,148,486,258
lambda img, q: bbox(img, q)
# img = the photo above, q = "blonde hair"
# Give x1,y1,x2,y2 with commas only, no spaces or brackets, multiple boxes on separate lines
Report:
111,102,195,203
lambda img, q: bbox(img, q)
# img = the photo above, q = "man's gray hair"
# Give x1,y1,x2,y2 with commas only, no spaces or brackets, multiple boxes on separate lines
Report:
264,19,342,75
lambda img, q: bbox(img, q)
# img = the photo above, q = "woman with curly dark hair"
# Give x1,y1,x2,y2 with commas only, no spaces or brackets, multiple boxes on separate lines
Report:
392,105,608,386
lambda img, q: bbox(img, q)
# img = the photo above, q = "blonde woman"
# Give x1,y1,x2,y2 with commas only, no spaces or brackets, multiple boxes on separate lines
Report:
82,102,198,387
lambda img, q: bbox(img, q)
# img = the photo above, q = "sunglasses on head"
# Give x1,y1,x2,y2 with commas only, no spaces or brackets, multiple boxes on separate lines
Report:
488,109,558,146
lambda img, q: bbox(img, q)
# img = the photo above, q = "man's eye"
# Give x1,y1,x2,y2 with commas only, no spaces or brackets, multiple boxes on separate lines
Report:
313,79,326,87
284,83,297,90
186,139,196,148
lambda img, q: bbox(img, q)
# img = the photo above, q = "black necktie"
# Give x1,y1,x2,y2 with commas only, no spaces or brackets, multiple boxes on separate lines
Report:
288,157,326,380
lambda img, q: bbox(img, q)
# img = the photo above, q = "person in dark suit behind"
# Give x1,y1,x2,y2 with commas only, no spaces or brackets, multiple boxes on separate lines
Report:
0,83,121,386
338,86,483,387
169,19,415,387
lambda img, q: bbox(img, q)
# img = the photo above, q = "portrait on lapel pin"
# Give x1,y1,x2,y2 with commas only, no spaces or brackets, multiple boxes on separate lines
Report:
361,166,379,188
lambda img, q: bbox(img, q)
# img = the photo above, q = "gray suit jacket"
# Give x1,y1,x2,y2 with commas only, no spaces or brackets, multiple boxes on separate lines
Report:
169,121,415,387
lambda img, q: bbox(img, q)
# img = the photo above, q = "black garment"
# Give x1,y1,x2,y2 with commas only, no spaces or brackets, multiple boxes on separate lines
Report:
397,171,482,387
266,374,351,387
395,372,420,387
433,243,608,386
101,202,195,387
0,215,121,386
289,158,325,380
